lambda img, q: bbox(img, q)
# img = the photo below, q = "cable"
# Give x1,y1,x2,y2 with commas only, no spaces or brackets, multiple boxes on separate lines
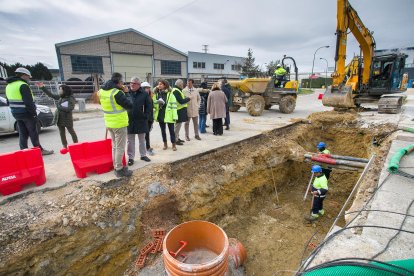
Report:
139,0,200,29
301,262,408,276
303,257,414,275
298,224,414,274
371,199,414,259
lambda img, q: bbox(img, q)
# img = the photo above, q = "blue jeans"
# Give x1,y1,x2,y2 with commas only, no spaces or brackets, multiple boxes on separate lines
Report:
199,114,206,133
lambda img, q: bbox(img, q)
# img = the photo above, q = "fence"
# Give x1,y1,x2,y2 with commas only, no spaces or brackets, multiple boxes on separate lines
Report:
0,80,99,106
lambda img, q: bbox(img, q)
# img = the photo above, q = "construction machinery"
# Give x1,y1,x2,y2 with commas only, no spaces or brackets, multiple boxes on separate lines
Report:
322,0,408,113
228,56,299,116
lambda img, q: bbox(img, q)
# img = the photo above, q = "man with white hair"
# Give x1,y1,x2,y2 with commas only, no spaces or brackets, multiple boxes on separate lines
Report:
172,79,190,145
5,67,54,155
126,77,152,165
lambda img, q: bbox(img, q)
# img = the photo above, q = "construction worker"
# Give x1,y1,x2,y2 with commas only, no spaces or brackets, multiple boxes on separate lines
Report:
306,165,329,222
5,67,54,155
274,64,287,88
99,72,133,178
317,141,332,179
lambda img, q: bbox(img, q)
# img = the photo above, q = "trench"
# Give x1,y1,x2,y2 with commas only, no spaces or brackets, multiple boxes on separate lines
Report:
0,112,396,276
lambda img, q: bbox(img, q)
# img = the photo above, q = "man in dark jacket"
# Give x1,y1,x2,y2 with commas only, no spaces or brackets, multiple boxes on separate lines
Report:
172,79,190,145
126,77,152,165
5,67,54,155
99,73,133,178
221,79,231,130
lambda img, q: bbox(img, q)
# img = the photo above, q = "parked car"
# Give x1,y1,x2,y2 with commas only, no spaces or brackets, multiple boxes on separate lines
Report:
0,96,55,135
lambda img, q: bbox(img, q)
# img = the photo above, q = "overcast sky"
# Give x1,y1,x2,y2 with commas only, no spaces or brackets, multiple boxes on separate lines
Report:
0,0,413,73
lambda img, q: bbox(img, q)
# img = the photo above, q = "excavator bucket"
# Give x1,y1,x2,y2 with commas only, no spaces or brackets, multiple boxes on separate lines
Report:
322,85,356,108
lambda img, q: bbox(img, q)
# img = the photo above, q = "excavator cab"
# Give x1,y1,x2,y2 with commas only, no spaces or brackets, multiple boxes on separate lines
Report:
370,53,407,95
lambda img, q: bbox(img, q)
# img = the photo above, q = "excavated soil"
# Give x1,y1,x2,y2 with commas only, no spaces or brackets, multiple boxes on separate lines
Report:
0,111,397,275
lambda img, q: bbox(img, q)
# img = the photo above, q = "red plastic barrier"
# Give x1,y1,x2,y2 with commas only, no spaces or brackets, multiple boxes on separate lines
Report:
61,139,126,178
0,147,46,196
318,93,324,100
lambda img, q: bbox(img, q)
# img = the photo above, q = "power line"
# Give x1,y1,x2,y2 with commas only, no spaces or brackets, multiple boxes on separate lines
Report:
139,0,200,29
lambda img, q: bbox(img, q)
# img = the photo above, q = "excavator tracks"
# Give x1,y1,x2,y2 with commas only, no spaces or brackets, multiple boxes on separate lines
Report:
378,96,404,114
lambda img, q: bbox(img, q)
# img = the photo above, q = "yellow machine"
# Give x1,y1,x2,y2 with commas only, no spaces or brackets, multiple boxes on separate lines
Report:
322,0,408,113
228,56,299,116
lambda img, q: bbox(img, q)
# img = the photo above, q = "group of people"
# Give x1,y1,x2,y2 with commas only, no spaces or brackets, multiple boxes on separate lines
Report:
5,67,233,179
98,72,232,177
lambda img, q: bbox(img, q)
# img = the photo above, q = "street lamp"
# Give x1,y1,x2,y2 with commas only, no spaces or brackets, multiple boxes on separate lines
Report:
320,57,328,88
310,45,329,89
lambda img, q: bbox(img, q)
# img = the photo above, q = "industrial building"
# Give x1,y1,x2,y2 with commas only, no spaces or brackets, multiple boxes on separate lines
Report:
187,51,244,82
55,28,188,85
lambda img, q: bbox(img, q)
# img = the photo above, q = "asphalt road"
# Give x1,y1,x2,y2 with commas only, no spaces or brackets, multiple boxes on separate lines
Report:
0,91,331,198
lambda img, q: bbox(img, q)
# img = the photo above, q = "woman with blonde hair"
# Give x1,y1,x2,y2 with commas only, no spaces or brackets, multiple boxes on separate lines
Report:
207,82,227,135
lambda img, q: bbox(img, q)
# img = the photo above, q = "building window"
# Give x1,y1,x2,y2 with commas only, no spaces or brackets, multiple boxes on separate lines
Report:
161,60,181,75
232,64,242,71
214,63,225,70
71,55,103,73
193,62,205,69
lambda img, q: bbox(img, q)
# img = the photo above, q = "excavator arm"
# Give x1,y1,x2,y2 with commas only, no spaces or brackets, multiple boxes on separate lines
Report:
323,0,376,108
333,0,375,88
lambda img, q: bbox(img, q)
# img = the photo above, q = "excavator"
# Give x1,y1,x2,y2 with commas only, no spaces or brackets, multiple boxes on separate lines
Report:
322,0,408,113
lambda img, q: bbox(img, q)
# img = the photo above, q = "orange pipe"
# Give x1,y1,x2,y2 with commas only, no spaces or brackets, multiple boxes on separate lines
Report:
163,220,229,275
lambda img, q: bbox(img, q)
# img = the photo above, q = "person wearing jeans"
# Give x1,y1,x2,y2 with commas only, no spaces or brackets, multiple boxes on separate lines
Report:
153,79,178,151
126,77,152,165
198,82,209,134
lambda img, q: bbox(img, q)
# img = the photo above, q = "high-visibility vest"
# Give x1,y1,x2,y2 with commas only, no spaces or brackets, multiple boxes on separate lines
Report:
172,87,187,110
322,149,331,154
5,80,34,111
99,88,128,128
153,90,178,123
274,67,287,77
313,175,328,191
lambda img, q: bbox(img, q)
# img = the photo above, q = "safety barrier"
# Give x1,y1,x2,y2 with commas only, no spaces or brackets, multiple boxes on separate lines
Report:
61,139,125,178
0,147,46,196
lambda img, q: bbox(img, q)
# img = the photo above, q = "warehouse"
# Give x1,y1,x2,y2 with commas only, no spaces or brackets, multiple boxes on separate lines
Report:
55,28,188,84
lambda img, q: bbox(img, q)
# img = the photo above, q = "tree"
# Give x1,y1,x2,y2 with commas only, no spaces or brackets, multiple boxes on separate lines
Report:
266,60,281,76
30,62,52,80
241,48,260,78
0,62,52,80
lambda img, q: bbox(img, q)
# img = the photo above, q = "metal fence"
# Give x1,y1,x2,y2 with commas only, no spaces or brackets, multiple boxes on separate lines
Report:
0,80,98,106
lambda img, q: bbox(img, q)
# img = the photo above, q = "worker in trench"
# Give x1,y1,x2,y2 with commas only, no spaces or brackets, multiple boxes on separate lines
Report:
306,165,329,222
317,141,332,179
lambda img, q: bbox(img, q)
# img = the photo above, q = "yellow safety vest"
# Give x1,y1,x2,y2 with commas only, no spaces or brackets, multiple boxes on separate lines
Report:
5,80,34,109
99,88,128,128
172,87,187,110
313,175,328,190
322,149,331,154
153,90,178,123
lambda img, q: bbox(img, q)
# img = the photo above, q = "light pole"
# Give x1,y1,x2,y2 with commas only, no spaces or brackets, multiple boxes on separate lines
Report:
310,45,329,89
320,57,328,88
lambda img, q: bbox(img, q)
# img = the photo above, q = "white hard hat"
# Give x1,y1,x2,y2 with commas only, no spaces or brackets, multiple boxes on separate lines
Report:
141,81,151,88
277,64,281,67
15,67,32,78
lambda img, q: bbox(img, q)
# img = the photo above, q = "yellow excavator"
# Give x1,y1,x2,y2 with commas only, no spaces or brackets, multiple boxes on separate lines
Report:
322,0,408,113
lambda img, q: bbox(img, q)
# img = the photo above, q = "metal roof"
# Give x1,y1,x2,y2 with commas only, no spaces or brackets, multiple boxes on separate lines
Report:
55,28,187,57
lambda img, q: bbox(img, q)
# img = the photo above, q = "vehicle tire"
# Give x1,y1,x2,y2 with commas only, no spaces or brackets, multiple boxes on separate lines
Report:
279,95,296,114
264,104,272,110
229,105,241,112
246,95,265,116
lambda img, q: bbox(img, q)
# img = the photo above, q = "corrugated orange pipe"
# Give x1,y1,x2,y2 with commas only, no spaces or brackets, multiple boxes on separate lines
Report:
163,220,229,275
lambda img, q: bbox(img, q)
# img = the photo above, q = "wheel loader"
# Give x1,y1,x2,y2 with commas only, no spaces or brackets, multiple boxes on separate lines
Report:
228,56,299,116
322,0,408,113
